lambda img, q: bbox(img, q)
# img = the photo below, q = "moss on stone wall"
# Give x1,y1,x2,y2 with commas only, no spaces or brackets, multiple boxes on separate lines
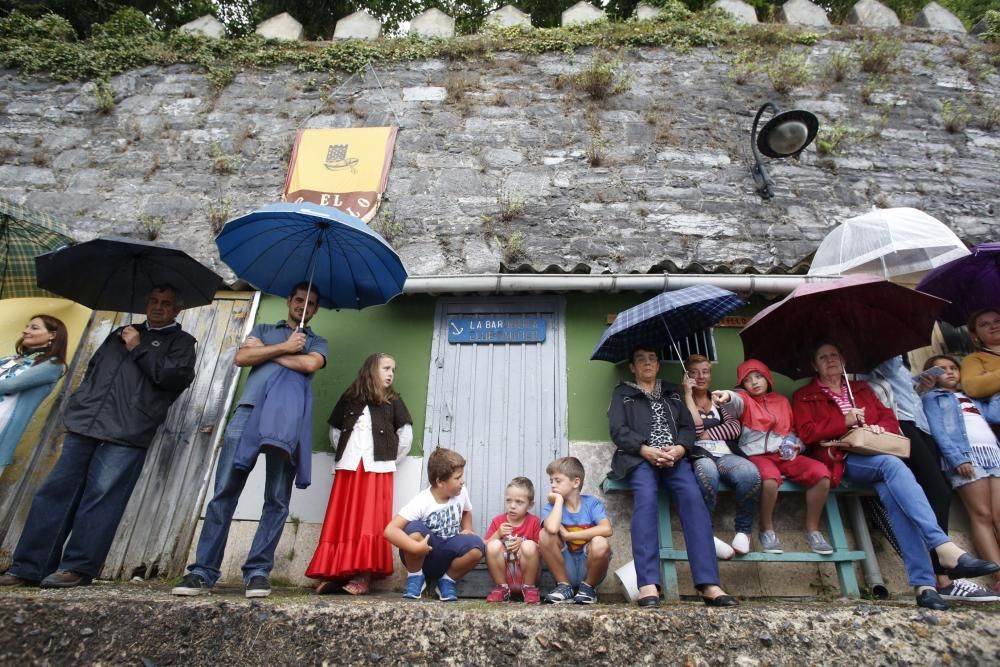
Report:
0,9,852,84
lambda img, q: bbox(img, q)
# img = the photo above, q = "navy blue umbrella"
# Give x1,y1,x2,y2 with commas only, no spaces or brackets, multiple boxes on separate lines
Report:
591,285,745,363
216,203,407,322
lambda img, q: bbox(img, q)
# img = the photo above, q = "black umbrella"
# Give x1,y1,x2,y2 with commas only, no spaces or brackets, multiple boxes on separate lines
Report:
35,236,223,313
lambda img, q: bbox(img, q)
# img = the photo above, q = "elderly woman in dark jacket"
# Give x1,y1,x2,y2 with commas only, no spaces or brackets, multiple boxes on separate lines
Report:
793,342,999,610
608,345,737,608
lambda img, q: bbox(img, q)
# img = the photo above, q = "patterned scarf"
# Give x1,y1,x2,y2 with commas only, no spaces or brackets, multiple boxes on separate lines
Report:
627,379,675,448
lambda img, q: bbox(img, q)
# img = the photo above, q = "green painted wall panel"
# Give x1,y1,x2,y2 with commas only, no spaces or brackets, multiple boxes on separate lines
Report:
246,294,435,455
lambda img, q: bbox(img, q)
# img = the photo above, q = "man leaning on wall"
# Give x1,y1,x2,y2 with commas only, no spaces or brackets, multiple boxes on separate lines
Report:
173,282,328,599
0,286,197,589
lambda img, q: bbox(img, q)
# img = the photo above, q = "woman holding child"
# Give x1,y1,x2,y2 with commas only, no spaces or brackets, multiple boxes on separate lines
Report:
608,345,738,607
680,354,760,559
793,342,1000,610
306,353,413,595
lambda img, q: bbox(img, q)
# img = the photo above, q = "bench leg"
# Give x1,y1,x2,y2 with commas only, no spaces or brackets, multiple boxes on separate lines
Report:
825,495,860,598
658,490,679,601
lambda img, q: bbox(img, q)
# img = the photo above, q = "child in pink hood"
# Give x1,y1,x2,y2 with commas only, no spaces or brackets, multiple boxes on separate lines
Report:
713,359,833,555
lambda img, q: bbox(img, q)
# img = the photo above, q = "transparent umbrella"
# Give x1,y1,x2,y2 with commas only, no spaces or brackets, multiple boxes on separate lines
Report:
808,207,969,279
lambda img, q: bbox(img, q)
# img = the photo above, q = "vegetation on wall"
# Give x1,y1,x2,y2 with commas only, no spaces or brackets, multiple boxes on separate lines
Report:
0,0,994,40
0,5,841,84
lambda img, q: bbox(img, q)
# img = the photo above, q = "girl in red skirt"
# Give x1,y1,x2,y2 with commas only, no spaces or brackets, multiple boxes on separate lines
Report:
306,353,413,594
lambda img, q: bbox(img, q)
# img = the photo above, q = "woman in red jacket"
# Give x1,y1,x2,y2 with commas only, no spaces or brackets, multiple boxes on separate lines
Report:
793,343,999,610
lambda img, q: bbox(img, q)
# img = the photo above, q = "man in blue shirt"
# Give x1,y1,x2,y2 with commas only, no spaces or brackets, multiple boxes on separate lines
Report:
173,282,328,598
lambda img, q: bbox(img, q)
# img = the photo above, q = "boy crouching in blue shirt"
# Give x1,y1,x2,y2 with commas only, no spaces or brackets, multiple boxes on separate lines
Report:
384,447,485,601
539,456,613,604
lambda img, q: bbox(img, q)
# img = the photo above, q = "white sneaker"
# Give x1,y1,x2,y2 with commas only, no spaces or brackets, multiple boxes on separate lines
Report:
714,536,735,560
731,532,751,556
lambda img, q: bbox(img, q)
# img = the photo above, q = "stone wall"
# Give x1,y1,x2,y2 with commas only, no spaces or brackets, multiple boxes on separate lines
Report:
1,30,996,280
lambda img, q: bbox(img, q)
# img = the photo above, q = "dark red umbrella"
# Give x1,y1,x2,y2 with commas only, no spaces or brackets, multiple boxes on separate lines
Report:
739,274,949,379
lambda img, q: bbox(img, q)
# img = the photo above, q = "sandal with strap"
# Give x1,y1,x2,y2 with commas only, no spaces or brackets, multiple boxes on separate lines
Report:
343,574,371,595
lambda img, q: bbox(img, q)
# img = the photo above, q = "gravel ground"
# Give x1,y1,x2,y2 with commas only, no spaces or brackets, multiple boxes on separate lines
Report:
0,582,997,666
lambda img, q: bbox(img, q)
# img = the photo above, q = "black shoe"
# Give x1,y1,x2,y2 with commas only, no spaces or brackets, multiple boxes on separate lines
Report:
39,570,92,589
916,589,949,611
703,594,739,607
0,573,35,588
943,554,1000,579
171,573,211,596
637,595,660,608
245,575,271,598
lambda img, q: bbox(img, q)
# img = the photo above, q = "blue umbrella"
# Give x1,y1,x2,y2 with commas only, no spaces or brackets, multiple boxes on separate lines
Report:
591,285,745,363
216,202,407,323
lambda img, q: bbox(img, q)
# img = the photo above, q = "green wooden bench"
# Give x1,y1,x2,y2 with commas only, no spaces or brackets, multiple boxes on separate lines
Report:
601,476,873,600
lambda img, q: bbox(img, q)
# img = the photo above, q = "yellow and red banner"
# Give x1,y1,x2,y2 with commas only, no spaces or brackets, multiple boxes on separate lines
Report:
282,127,398,222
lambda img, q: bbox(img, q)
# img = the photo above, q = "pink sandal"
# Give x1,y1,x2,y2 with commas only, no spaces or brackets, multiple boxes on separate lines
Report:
342,573,371,595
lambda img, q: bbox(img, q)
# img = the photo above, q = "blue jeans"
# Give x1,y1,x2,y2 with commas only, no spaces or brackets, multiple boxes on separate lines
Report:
844,453,949,587
692,454,760,534
628,458,719,589
188,406,296,586
8,432,146,580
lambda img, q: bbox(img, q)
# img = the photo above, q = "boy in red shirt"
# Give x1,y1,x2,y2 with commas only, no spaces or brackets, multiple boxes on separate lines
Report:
484,476,542,604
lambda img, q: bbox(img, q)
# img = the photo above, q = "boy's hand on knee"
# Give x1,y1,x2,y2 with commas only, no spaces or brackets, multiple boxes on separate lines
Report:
411,534,433,555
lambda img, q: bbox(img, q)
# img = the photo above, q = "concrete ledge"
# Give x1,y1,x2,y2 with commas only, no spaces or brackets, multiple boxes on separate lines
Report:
0,588,996,664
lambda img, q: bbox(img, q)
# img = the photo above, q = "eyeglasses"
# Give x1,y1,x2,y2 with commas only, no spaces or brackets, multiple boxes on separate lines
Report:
686,370,711,378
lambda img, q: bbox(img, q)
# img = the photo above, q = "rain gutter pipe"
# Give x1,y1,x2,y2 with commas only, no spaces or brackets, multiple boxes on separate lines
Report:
846,496,890,599
401,273,840,296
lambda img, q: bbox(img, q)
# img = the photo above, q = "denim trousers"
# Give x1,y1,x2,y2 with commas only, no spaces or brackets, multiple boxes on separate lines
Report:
692,454,761,534
843,453,949,587
899,421,952,575
188,406,296,586
628,458,719,589
9,432,147,580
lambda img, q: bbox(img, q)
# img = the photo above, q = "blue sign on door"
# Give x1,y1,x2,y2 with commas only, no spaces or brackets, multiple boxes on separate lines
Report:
448,317,547,344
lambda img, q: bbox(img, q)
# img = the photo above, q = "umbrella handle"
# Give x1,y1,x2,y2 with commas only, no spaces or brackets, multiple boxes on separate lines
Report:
300,237,322,330
659,317,687,375
842,368,862,423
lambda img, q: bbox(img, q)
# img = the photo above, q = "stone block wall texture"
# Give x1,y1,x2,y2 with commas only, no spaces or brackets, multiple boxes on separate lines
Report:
0,34,997,285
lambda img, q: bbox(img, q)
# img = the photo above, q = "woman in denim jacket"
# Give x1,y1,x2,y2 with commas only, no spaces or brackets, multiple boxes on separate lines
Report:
922,354,1000,594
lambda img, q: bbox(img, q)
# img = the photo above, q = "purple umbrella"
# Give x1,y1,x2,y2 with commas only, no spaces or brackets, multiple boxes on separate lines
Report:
916,242,1000,326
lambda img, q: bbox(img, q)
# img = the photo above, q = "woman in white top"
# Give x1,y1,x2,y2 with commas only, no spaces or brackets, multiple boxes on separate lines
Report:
306,353,413,595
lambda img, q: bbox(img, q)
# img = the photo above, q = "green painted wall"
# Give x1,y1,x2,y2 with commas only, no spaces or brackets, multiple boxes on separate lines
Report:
565,293,806,442
241,291,803,452
245,294,435,454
